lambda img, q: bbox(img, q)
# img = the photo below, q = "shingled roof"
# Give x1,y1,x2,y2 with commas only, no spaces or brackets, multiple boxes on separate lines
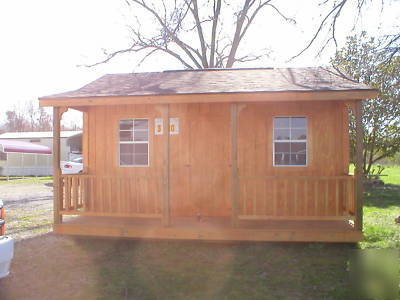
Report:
42,67,373,99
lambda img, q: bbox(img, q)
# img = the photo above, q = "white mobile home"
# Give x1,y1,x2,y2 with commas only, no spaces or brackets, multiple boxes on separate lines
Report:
0,131,80,176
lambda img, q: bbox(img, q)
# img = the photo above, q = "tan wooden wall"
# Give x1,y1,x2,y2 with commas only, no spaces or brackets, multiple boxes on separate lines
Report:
237,101,349,176
83,100,349,217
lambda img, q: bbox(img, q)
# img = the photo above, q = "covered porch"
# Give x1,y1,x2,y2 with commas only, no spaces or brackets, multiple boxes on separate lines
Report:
52,170,361,242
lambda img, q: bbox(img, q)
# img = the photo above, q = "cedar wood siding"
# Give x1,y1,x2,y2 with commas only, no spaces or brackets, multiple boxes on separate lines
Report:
85,100,349,217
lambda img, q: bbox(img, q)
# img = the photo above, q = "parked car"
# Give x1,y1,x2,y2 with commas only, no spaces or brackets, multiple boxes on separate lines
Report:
0,200,14,279
61,157,83,174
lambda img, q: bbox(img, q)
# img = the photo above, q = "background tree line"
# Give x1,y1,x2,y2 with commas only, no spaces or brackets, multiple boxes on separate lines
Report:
1,101,52,133
0,100,81,134
332,33,400,174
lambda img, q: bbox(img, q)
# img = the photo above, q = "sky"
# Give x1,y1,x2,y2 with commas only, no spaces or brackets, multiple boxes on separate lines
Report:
0,0,398,125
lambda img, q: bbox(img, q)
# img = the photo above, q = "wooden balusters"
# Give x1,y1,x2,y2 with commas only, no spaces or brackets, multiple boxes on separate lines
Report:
72,176,79,210
59,174,356,222
273,180,278,216
345,177,349,216
89,177,94,211
304,179,308,216
335,179,339,216
237,175,355,221
294,181,298,216
314,180,319,216
58,175,163,218
65,177,71,211
324,180,329,215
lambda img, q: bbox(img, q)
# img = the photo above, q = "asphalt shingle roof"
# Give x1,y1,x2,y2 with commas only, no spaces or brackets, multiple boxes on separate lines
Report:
42,67,373,99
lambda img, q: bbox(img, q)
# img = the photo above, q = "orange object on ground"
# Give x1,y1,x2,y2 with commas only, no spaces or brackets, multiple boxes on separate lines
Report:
0,201,5,235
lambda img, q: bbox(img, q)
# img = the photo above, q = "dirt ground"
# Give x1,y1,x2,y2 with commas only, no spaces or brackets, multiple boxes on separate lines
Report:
0,180,101,300
1,180,53,240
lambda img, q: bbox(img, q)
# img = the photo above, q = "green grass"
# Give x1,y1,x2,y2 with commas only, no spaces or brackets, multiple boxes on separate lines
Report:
378,165,400,185
361,165,400,249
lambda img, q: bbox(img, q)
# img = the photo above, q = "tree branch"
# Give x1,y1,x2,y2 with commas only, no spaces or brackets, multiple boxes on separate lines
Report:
225,0,257,68
189,0,209,67
239,0,272,42
209,0,222,67
289,0,347,61
129,0,203,68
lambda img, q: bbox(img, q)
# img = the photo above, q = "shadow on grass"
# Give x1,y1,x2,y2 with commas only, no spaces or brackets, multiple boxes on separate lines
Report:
0,233,363,300
364,184,400,208
72,238,357,300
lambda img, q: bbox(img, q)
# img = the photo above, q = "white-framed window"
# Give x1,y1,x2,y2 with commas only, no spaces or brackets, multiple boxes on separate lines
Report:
119,119,149,166
273,117,307,166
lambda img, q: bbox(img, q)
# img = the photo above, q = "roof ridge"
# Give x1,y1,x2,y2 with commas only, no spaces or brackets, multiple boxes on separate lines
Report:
104,66,327,75
163,67,274,72
104,67,326,75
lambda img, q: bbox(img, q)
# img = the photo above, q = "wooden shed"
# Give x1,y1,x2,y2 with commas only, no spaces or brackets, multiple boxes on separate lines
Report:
39,67,377,242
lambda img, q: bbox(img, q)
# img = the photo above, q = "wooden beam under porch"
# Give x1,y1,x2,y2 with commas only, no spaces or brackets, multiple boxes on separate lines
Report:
55,216,362,243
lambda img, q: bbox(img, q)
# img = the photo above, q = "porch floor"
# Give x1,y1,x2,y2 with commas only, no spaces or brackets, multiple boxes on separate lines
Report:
55,216,362,243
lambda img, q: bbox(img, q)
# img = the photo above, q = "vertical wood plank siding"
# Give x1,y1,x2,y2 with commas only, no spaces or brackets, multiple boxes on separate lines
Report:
58,101,354,220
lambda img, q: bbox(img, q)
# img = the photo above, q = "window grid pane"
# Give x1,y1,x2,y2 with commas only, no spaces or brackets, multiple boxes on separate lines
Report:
273,117,307,166
119,119,149,166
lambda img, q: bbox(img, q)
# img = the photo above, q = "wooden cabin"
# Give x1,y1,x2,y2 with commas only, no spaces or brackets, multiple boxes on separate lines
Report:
39,67,377,242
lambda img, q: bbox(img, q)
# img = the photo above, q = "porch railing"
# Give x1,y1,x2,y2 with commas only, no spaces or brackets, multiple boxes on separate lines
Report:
238,175,355,221
59,174,355,221
59,175,162,218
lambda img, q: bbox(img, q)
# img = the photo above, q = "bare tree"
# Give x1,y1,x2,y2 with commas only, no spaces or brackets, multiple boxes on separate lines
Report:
88,0,397,69
3,101,53,132
292,0,399,60
37,107,52,131
26,101,38,130
88,0,294,69
4,110,30,132
61,120,82,131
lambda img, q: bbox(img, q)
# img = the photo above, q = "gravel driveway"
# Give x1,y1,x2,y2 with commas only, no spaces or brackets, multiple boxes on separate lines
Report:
0,179,102,300
1,179,53,240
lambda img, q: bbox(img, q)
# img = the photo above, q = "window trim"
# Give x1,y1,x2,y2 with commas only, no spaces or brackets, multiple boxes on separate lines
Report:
118,118,150,167
272,116,308,167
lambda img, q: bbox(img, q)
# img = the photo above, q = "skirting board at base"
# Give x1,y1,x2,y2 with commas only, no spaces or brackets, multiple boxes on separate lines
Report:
54,224,363,243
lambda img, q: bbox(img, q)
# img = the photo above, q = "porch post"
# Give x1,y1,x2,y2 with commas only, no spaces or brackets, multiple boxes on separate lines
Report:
82,111,89,173
354,100,364,231
230,103,239,227
162,104,171,227
53,107,63,225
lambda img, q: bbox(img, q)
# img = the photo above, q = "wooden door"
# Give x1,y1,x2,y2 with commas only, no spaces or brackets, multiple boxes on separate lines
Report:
170,103,231,217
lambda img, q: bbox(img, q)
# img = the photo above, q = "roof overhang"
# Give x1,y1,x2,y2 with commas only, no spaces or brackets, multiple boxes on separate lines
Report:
39,89,378,107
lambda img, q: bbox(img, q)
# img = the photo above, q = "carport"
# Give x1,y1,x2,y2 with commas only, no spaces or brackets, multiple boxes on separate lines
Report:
0,140,52,178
